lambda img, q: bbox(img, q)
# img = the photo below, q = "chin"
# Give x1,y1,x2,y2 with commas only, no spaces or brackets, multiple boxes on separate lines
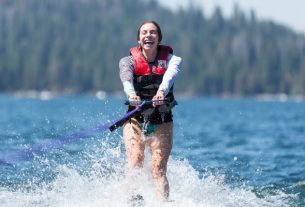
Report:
142,45,157,50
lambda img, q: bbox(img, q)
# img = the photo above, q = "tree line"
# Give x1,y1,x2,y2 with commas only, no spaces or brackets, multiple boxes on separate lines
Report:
0,0,305,95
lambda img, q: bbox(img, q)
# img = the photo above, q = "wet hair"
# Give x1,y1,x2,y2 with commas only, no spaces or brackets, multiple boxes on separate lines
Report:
136,20,163,43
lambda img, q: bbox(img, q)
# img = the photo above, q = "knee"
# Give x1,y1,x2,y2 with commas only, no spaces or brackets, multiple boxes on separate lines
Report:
151,150,169,178
151,162,166,179
129,153,144,168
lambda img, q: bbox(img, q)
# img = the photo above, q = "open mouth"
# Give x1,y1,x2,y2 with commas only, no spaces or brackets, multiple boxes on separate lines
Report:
144,40,154,46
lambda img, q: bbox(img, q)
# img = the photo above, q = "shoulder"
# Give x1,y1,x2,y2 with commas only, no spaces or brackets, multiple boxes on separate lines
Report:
119,56,134,66
168,54,182,64
159,45,173,54
119,55,134,63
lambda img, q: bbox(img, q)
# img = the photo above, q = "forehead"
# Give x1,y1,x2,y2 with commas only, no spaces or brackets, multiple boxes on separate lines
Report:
139,23,158,31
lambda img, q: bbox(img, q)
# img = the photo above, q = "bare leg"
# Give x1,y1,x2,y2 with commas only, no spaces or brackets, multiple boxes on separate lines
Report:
148,122,173,201
123,118,145,168
123,118,146,201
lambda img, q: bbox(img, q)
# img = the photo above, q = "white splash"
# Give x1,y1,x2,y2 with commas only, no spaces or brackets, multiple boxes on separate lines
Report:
0,141,293,207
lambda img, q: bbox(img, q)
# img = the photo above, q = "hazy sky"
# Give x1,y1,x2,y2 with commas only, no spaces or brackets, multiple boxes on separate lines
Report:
157,0,305,34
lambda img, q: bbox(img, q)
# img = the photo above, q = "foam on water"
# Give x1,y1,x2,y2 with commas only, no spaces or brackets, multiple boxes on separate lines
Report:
0,138,294,207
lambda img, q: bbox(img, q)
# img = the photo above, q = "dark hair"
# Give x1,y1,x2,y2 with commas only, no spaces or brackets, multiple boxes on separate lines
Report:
137,20,163,43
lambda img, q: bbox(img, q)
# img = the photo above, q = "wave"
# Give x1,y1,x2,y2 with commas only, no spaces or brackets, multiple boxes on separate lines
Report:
0,138,295,207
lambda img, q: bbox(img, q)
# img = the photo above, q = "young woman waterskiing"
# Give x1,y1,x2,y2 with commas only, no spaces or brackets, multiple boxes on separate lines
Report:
119,20,182,202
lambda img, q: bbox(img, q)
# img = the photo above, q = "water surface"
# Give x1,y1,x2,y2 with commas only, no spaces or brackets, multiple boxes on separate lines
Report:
0,95,304,206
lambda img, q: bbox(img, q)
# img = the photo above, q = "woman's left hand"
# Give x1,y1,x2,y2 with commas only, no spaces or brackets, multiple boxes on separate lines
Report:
152,90,165,107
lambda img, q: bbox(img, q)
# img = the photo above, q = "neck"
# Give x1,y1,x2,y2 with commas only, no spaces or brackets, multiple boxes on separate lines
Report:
142,48,157,62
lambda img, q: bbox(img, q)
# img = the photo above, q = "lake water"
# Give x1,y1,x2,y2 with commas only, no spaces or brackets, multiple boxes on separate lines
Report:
0,94,304,207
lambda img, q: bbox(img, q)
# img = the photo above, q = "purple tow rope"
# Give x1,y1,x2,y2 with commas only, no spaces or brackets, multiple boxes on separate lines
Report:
0,100,151,165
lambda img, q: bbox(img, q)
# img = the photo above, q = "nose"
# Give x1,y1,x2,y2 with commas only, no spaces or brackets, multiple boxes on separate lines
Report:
145,33,155,40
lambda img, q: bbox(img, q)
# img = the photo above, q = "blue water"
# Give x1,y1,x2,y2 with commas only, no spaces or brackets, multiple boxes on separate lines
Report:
0,94,304,206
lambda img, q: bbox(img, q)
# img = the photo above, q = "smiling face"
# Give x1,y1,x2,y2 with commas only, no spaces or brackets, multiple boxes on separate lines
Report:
137,22,160,51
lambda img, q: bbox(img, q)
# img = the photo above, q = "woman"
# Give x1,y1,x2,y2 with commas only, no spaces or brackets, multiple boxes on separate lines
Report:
119,20,182,202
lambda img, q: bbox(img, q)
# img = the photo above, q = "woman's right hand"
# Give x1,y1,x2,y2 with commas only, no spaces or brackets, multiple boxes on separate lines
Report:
128,94,141,106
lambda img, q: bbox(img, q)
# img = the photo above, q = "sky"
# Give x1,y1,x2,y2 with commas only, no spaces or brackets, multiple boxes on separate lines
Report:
157,0,305,34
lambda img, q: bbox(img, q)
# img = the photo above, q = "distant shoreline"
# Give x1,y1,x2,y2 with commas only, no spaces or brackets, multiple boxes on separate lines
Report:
1,90,304,103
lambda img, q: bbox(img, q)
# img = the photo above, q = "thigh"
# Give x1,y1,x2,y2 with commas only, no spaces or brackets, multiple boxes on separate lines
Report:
149,122,173,170
123,118,145,166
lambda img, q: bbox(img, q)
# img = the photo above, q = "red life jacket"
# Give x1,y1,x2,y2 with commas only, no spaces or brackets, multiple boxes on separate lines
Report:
130,45,174,99
128,45,177,122
130,45,173,76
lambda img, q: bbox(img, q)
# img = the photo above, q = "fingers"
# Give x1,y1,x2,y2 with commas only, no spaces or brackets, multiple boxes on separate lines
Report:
128,91,165,107
152,91,165,107
129,95,141,106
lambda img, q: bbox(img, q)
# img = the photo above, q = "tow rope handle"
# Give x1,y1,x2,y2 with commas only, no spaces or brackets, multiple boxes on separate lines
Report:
109,99,169,132
124,98,169,105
